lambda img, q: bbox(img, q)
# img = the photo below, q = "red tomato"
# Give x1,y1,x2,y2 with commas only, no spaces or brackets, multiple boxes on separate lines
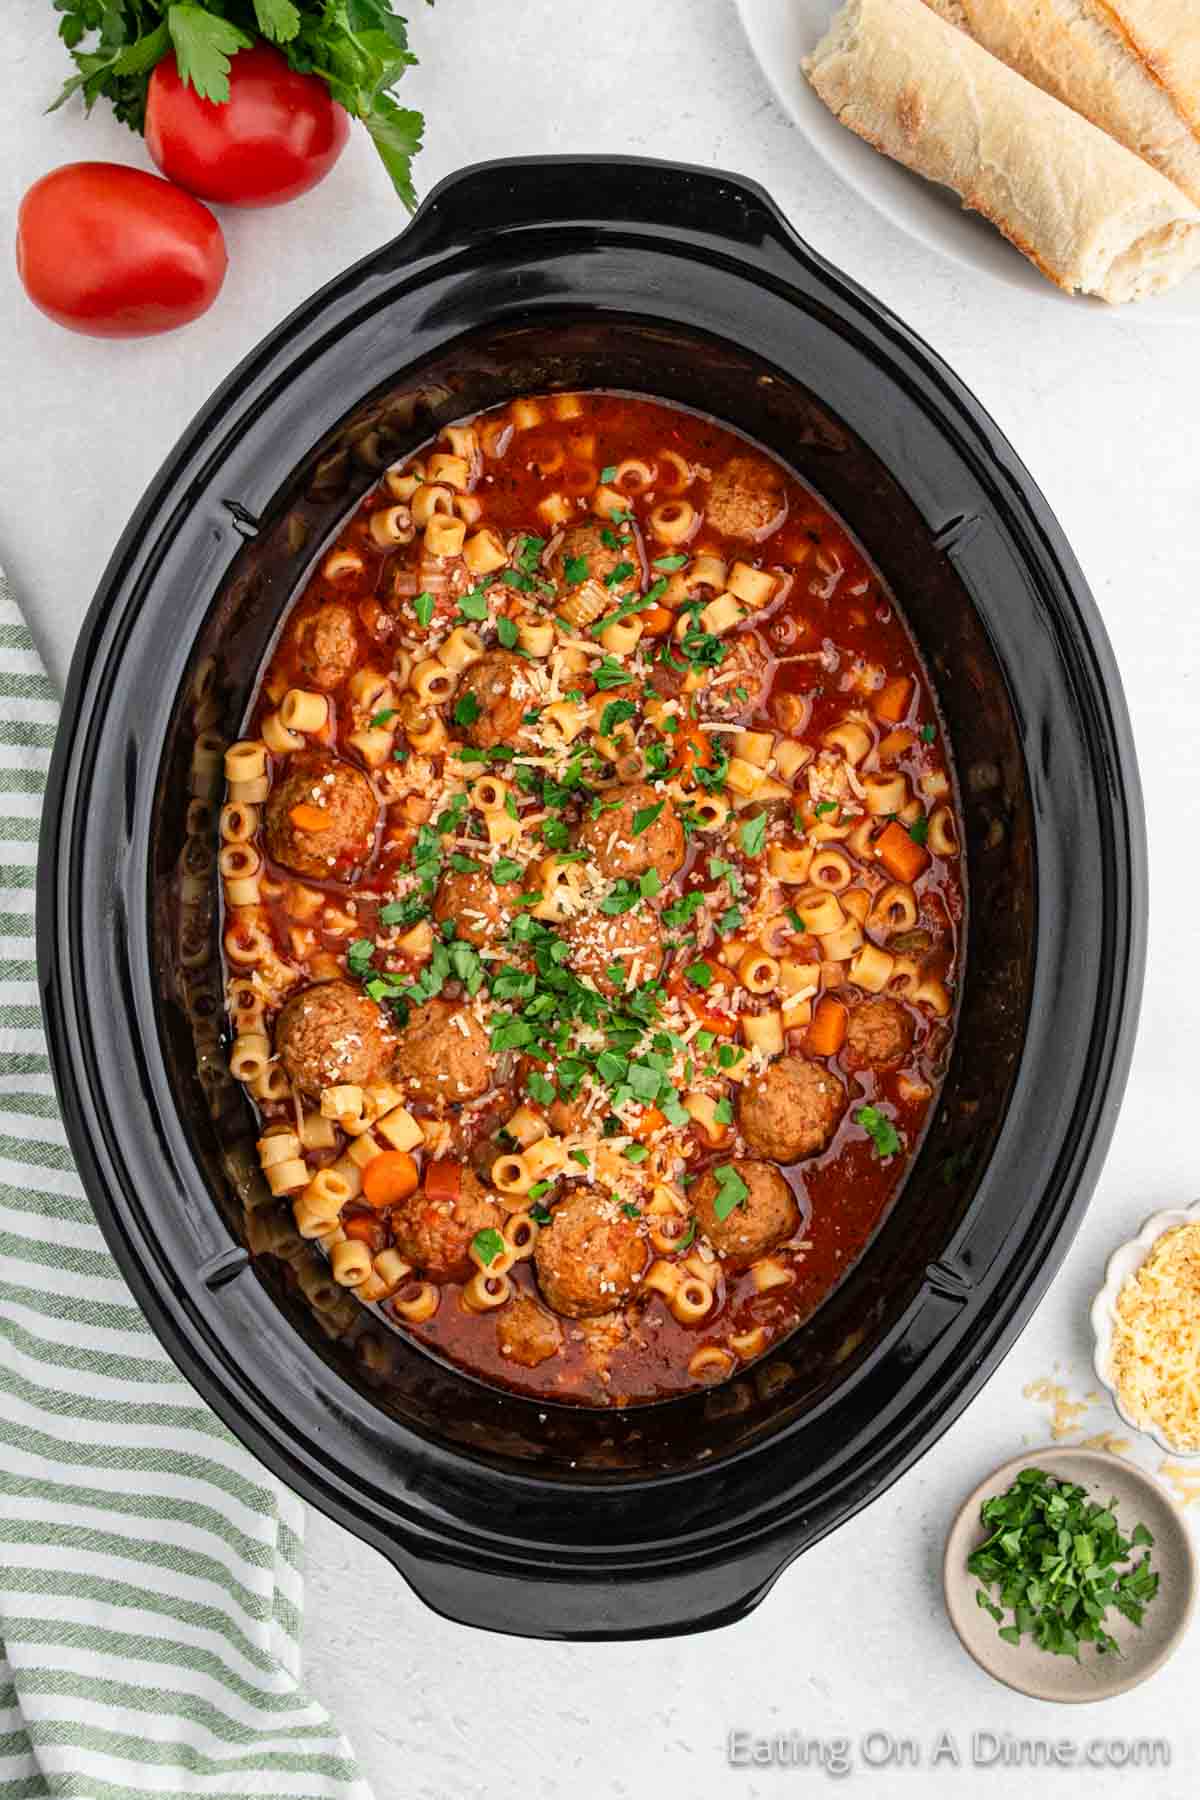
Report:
16,163,226,339
145,46,350,208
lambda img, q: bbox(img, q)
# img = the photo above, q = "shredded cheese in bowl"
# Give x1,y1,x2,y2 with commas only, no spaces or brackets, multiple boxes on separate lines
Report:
1110,1224,1200,1452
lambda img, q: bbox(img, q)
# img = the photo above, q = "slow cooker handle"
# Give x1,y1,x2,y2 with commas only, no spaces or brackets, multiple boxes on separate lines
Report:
385,1535,800,1641
402,154,813,266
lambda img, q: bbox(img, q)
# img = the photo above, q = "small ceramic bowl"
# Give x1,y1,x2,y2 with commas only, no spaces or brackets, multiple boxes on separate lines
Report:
1091,1201,1200,1460
944,1447,1195,1701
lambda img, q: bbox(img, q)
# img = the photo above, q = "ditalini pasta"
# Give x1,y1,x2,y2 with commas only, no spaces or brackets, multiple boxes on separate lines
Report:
220,391,964,1406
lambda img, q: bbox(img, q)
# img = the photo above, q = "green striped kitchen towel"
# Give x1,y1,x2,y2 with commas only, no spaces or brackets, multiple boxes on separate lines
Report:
0,568,373,1800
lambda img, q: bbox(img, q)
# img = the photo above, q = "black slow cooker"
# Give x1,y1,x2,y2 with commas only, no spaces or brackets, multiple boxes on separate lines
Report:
39,158,1146,1639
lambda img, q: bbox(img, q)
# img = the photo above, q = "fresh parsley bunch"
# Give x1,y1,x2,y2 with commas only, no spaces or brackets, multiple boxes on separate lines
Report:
50,1,428,209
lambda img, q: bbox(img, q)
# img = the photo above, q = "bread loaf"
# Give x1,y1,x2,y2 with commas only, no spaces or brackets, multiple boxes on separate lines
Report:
804,0,1200,302
922,0,1200,204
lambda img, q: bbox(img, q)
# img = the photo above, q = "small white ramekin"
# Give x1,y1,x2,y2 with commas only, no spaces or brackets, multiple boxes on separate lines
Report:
1091,1200,1200,1461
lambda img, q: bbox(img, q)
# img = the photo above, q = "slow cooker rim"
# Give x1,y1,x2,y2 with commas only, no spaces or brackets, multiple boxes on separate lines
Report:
38,158,1146,1625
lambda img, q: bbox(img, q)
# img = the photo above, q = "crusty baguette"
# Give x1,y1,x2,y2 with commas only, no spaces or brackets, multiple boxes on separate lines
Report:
1105,2,1200,140
921,0,1200,204
804,0,1200,302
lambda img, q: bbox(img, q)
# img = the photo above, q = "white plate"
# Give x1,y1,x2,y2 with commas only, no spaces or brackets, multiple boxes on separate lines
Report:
736,0,1200,321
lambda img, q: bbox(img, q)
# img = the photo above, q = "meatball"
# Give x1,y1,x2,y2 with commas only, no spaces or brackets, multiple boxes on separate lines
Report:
455,651,540,752
692,1158,800,1269
432,865,511,949
275,980,397,1098
514,1056,598,1136
496,1294,564,1368
534,1186,648,1319
390,1168,503,1283
548,520,637,591
294,602,358,691
574,781,685,881
264,751,378,881
736,1055,846,1163
696,631,771,717
392,997,493,1104
704,454,787,542
560,904,663,996
843,996,916,1072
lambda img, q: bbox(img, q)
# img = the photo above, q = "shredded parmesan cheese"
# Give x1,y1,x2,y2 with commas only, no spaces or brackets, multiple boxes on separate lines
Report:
1022,1376,1092,1440
1110,1225,1200,1451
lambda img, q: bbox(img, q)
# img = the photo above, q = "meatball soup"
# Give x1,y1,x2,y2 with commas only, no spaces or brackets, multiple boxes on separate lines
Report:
220,392,963,1404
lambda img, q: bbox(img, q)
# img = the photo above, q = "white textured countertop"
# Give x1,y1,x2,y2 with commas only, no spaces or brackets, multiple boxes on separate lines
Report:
3,2,1199,1794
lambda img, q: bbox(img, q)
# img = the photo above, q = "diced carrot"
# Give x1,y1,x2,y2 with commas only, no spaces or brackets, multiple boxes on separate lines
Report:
688,1001,738,1036
639,605,674,638
875,820,931,883
629,1104,666,1142
877,728,916,761
873,677,912,724
343,1210,386,1251
688,974,738,1033
289,803,331,832
672,725,712,787
361,1151,420,1210
424,1159,463,1205
806,996,848,1058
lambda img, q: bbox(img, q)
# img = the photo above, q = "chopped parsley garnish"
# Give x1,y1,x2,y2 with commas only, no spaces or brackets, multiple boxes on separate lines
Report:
412,592,435,629
632,801,664,837
449,854,480,874
593,656,630,690
663,890,706,929
685,960,714,989
515,535,545,575
527,1179,555,1202
472,1227,505,1268
369,708,396,729
528,1202,554,1226
569,1148,590,1168
457,589,490,622
623,1148,648,1167
599,698,637,737
541,818,571,851
453,692,481,728
599,464,618,483
492,857,524,885
346,938,375,978
718,905,743,932
711,1164,749,1221
653,553,688,571
564,553,589,585
855,1105,902,1160
909,814,930,846
921,723,937,744
496,614,519,649
968,1469,1158,1659
813,800,837,818
740,813,768,857
785,907,807,933
604,560,635,589
379,895,428,930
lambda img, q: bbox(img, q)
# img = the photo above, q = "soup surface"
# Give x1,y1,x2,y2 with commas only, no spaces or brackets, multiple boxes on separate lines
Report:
221,391,963,1405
